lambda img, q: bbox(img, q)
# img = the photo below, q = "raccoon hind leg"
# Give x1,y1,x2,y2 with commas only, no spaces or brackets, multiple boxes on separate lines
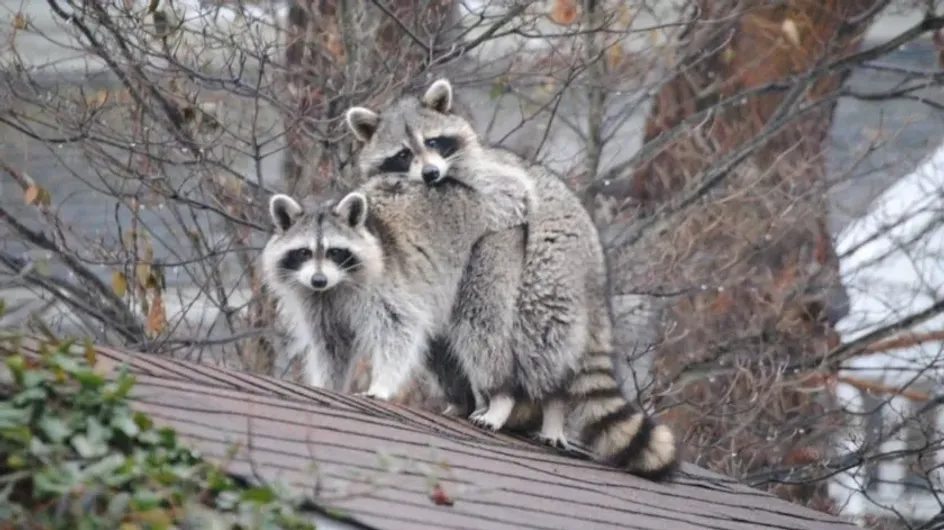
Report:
533,398,574,451
448,228,524,421
511,235,590,403
423,335,476,416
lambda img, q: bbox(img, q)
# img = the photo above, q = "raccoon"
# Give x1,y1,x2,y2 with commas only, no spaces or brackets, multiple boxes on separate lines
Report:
346,82,533,419
345,79,678,480
260,174,522,402
346,80,534,420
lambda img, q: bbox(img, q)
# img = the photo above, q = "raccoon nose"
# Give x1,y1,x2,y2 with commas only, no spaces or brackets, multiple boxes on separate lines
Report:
421,165,440,184
310,273,329,289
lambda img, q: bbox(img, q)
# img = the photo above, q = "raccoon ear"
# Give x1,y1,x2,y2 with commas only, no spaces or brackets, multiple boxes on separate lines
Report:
421,78,453,114
334,192,368,228
345,107,380,143
269,194,303,232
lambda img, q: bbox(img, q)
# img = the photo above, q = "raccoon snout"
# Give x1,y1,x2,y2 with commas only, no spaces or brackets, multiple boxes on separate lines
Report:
421,165,441,184
310,273,329,290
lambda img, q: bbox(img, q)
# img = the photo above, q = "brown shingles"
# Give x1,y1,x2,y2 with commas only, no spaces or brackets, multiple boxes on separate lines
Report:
134,417,719,530
132,382,827,525
31,341,857,530
143,406,840,530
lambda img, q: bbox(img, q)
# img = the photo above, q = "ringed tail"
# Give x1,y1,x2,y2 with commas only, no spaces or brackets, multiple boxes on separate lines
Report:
567,351,679,481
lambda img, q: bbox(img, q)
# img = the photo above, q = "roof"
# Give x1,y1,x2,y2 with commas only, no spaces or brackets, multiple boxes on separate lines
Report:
61,344,855,530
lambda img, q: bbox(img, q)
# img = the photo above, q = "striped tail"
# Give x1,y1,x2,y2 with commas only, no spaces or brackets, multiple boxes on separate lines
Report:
567,350,678,481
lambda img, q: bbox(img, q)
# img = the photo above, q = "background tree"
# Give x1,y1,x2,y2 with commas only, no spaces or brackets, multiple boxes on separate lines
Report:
600,0,887,506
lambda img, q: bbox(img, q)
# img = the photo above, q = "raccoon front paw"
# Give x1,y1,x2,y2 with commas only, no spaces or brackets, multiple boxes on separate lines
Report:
469,393,516,432
470,410,503,431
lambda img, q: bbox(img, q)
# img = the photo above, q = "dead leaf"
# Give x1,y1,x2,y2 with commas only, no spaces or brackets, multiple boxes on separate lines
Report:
183,104,221,133
142,237,155,262
185,229,202,245
12,12,27,30
607,44,623,69
111,271,128,297
24,184,40,205
34,259,51,277
135,263,152,289
550,0,578,26
87,89,109,108
146,292,167,337
429,483,454,506
325,25,345,61
781,18,800,46
167,78,182,96
83,337,97,367
121,231,136,252
23,184,50,207
152,10,172,38
615,4,634,30
709,291,731,315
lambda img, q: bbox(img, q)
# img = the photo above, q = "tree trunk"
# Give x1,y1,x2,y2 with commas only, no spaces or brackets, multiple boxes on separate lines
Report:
616,0,885,506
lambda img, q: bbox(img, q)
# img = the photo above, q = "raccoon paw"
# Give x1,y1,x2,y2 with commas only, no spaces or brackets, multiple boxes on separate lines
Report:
469,393,516,431
470,411,503,431
532,432,574,452
356,386,393,401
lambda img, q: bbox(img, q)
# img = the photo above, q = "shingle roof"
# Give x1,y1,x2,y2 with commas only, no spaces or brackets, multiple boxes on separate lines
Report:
66,344,855,530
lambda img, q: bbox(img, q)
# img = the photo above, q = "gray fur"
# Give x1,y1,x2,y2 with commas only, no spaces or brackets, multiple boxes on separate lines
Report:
260,175,519,402
346,79,679,480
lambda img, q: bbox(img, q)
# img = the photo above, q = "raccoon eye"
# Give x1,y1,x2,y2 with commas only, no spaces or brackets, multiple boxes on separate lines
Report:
378,149,413,173
425,136,459,158
326,248,355,267
280,247,313,271
288,248,312,262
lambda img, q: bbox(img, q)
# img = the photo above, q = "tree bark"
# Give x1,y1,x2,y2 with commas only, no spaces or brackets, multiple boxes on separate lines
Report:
616,0,886,506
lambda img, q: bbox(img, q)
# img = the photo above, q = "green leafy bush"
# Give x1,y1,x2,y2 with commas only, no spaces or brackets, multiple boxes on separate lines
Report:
0,334,318,529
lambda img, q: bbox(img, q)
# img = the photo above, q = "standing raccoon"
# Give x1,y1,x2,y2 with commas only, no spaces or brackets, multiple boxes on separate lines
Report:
260,175,525,402
346,81,533,421
345,79,678,480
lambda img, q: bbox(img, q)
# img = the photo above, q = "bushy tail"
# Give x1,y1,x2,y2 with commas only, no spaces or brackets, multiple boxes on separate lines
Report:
567,350,678,481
